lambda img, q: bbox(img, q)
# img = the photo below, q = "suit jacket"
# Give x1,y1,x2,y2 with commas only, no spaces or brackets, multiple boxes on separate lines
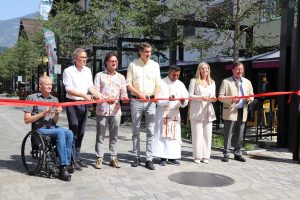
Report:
218,76,254,122
188,78,216,122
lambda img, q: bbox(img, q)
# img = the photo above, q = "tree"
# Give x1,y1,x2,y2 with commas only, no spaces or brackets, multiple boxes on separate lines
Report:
44,0,98,57
14,33,43,81
0,48,18,80
197,0,281,61
86,0,168,40
44,0,280,63
44,0,168,56
158,0,281,61
0,30,44,93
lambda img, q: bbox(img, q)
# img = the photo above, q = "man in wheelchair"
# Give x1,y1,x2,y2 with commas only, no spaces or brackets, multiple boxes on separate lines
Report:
23,75,73,182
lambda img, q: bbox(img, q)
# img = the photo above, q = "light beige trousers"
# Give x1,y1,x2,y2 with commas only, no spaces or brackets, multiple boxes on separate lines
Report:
191,119,212,160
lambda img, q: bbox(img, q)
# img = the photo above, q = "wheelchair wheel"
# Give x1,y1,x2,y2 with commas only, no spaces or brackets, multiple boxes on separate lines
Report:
21,131,45,175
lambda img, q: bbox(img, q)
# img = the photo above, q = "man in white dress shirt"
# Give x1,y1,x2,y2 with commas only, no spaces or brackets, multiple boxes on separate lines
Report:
153,65,189,166
63,48,102,171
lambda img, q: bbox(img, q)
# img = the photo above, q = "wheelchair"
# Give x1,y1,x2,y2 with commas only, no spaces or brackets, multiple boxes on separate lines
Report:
21,130,60,178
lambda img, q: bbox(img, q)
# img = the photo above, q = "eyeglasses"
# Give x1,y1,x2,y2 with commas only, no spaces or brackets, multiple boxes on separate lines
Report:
78,56,87,59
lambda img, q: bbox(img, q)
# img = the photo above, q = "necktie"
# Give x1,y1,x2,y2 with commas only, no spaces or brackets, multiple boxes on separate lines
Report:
237,81,244,108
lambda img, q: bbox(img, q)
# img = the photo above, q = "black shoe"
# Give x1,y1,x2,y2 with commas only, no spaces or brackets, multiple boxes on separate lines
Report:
74,162,82,171
78,160,88,168
67,165,74,174
145,160,155,170
59,166,71,182
131,157,140,167
160,158,167,166
221,155,229,162
167,159,180,166
234,155,246,162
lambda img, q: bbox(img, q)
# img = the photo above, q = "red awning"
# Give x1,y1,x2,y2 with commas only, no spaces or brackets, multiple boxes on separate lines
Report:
225,64,233,70
252,60,279,69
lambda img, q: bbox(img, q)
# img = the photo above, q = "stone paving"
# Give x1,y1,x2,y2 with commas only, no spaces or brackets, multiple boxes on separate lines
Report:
0,98,300,200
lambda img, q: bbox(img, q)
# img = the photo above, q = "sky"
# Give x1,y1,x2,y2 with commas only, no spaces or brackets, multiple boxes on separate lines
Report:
0,0,41,20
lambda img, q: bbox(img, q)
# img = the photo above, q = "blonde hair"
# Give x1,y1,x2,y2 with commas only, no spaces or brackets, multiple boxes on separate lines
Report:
194,62,214,85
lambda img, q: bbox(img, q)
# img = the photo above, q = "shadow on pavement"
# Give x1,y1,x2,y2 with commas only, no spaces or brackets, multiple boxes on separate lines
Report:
80,152,137,168
0,155,26,173
247,154,299,164
2,155,62,180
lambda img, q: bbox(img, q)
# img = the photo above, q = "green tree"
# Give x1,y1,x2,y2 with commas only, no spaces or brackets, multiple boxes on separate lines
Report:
0,30,44,92
43,0,280,63
197,0,281,61
44,0,97,57
86,0,167,39
0,48,18,80
159,0,281,61
44,0,168,56
15,33,43,80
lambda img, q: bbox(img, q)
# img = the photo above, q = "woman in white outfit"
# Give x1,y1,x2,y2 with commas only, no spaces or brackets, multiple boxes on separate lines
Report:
188,62,216,164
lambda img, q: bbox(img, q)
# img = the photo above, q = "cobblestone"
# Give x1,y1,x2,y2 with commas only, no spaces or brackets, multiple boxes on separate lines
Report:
0,101,299,199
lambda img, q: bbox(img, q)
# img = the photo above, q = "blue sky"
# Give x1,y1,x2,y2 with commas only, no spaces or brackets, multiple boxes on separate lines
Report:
0,0,41,20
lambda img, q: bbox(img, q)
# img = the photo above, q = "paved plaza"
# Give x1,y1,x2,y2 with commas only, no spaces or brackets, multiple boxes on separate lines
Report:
0,98,300,200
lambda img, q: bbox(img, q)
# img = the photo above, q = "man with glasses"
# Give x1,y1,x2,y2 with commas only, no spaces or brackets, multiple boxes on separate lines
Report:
126,42,161,170
63,48,102,171
93,52,128,169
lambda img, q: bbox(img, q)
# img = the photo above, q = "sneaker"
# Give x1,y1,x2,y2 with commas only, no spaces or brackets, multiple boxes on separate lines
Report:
202,159,209,164
59,166,71,182
221,155,229,162
78,160,88,168
160,158,167,166
110,157,121,168
131,157,140,167
167,159,180,166
234,155,246,162
145,160,155,170
194,159,201,164
74,162,82,171
95,158,102,169
67,165,74,174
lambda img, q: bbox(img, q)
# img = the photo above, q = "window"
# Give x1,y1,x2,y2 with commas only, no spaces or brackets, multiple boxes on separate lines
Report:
207,0,233,22
183,14,196,37
260,0,281,22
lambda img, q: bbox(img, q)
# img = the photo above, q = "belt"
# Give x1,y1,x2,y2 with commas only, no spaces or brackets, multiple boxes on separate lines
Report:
131,95,155,99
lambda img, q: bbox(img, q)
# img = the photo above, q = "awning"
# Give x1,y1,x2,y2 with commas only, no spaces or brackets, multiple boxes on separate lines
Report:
252,59,280,69
225,64,233,70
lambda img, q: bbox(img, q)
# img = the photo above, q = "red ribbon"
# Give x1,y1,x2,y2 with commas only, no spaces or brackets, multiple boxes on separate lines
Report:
0,98,119,107
0,91,300,107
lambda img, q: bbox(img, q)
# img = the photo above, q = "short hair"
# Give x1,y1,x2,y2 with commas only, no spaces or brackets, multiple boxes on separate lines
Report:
72,48,86,62
232,61,244,69
169,64,181,72
104,52,119,67
39,75,51,85
138,42,152,52
104,52,118,67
